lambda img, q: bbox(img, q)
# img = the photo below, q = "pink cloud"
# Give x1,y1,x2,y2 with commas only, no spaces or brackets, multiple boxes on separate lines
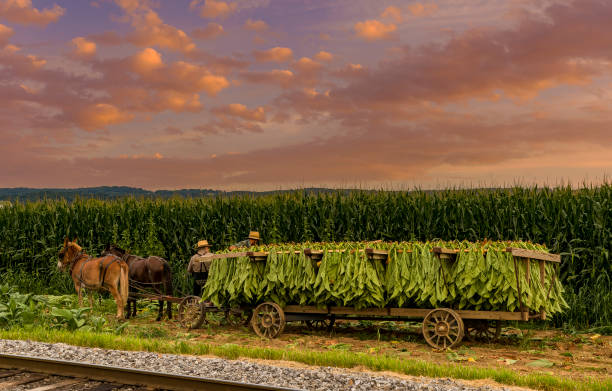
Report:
381,6,403,23
0,23,12,45
190,0,237,19
212,103,266,122
192,23,224,39
253,46,293,62
354,20,397,41
244,18,268,32
407,2,438,17
71,37,96,58
314,51,333,62
115,0,195,53
240,69,294,88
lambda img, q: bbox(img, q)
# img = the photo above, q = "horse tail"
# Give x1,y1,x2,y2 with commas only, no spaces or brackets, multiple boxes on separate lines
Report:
119,261,129,308
162,260,173,297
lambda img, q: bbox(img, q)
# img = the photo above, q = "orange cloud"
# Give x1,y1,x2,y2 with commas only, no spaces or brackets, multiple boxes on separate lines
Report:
115,0,195,53
73,103,133,130
407,2,438,17
0,0,64,26
190,0,237,19
0,23,13,45
354,20,396,41
130,47,163,73
192,23,224,39
244,18,268,32
71,37,96,57
253,46,293,62
213,103,266,122
292,57,322,73
381,6,403,23
314,51,333,62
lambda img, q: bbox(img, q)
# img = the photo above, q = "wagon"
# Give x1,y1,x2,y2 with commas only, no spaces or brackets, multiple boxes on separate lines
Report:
187,246,561,350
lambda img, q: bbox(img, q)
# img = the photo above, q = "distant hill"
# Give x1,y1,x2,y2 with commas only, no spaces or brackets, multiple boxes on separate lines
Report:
0,186,348,202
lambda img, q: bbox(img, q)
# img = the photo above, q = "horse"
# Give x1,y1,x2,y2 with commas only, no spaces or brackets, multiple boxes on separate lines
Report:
57,238,129,319
102,244,173,321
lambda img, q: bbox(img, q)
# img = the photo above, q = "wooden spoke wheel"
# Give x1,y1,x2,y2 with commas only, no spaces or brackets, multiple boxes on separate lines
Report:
304,317,335,332
251,302,286,338
465,320,502,342
422,308,464,350
225,308,251,326
178,296,205,329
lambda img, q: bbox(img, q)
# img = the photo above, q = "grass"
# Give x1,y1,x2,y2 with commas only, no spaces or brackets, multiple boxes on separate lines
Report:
1,327,610,391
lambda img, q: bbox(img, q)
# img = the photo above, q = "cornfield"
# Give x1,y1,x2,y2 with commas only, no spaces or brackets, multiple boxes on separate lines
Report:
0,185,610,327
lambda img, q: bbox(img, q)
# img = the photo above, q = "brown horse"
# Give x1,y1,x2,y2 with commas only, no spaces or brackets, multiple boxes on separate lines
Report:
57,238,129,319
102,244,173,321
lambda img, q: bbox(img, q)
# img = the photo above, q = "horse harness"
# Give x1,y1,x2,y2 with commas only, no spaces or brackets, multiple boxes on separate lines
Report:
69,251,122,290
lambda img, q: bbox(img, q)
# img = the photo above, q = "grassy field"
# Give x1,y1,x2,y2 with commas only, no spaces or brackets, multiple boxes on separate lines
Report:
2,313,610,391
1,289,610,391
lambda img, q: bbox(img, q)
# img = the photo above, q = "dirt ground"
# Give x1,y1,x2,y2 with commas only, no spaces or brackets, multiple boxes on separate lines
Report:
123,304,612,383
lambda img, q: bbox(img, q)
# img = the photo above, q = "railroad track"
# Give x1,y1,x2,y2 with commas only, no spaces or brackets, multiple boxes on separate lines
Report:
0,353,301,391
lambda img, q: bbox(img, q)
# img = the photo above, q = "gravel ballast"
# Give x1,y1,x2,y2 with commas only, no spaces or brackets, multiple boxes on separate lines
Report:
0,339,511,391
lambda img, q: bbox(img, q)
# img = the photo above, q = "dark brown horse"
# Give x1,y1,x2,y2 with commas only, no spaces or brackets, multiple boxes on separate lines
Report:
58,238,129,319
102,244,173,320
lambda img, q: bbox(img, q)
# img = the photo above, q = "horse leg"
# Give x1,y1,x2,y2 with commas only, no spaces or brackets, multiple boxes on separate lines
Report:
108,285,124,319
125,286,132,319
88,290,94,310
156,298,163,321
131,298,137,318
165,279,173,320
76,283,83,307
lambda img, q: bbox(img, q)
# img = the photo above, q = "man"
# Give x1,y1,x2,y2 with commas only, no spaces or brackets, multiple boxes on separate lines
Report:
229,231,261,250
187,240,214,296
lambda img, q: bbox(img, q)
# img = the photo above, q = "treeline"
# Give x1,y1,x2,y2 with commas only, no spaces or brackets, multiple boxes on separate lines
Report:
0,186,610,328
0,186,346,202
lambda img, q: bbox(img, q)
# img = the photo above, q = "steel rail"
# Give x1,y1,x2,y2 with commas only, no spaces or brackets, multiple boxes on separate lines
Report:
0,353,302,391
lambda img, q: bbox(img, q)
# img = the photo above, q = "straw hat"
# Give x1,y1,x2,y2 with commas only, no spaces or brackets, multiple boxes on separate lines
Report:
248,231,260,240
196,240,211,249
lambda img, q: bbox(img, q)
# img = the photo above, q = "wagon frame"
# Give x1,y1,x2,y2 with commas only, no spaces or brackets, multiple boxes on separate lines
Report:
190,246,561,349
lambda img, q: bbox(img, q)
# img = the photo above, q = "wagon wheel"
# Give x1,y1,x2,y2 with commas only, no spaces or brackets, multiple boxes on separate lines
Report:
178,296,205,329
465,320,502,342
422,308,464,350
251,302,286,338
304,317,335,332
225,307,251,327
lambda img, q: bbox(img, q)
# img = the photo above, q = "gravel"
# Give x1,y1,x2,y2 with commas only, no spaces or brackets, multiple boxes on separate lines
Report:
0,339,510,391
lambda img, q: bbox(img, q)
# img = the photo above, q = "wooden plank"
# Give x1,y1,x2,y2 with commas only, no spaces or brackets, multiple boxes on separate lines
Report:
455,310,523,321
389,308,430,317
246,252,269,257
283,305,328,314
329,307,390,316
0,374,46,389
87,384,122,391
507,247,560,263
193,252,248,262
28,379,84,391
0,371,19,379
365,248,388,256
432,247,459,255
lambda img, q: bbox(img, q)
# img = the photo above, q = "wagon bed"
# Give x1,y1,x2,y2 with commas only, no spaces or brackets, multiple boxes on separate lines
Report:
191,246,561,349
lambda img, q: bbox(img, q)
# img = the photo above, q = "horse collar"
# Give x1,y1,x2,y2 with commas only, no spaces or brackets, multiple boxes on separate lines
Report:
68,251,86,274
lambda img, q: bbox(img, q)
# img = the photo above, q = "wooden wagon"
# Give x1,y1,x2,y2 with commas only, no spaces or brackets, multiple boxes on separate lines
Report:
186,247,561,349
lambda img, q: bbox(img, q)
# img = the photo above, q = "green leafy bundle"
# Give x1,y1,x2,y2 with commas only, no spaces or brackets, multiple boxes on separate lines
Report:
202,240,568,315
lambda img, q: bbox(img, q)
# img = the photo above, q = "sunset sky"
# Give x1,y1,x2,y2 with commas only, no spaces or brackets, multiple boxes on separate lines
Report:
1,0,611,190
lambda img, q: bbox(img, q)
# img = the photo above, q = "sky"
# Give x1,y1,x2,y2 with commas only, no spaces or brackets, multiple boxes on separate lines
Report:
0,0,611,190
